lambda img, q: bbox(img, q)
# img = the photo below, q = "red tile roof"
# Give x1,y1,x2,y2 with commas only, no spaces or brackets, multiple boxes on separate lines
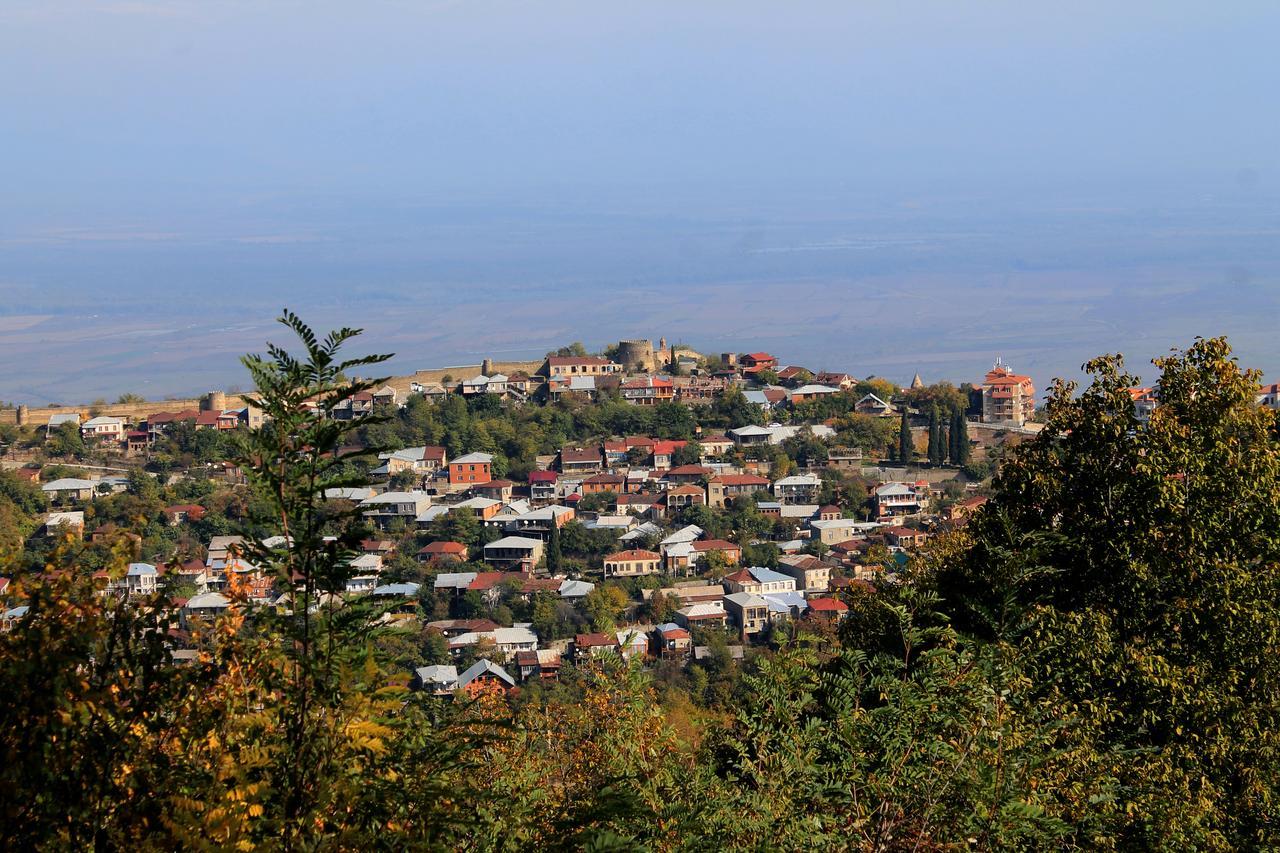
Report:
467,572,507,590
692,539,740,552
421,540,467,555
665,464,712,477
606,549,661,562
575,632,617,648
710,473,770,486
808,597,849,612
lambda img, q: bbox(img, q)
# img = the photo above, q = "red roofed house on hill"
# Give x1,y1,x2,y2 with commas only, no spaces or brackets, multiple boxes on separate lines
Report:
739,352,778,370
981,358,1036,426
603,549,662,578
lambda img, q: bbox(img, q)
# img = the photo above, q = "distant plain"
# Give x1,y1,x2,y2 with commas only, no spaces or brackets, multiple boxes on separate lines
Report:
3,179,1277,405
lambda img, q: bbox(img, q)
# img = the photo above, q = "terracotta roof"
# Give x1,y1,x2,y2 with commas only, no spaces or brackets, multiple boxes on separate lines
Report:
808,597,849,612
665,464,712,477
692,539,740,552
667,484,705,496
467,572,508,590
575,632,617,648
528,470,558,483
605,549,661,562
421,540,467,554
476,479,516,489
710,473,770,486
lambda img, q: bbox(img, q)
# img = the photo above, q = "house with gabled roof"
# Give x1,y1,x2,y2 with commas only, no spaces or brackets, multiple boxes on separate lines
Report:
620,375,675,406
739,352,778,370
604,548,662,578
455,659,516,696
855,394,896,417
724,592,770,638
449,452,493,487
81,416,125,441
559,445,604,474
790,384,841,404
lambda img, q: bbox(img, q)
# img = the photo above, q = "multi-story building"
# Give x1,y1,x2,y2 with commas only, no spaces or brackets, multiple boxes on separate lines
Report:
449,452,493,486
707,473,771,508
981,359,1036,426
620,375,675,406
542,356,623,378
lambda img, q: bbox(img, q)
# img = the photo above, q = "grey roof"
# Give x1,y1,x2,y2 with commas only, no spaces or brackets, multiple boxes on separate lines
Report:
434,572,477,590
82,415,125,427
186,592,231,609
42,478,96,492
485,535,543,550
620,521,663,541
790,384,840,395
725,591,769,608
324,487,376,501
414,664,458,685
747,566,794,585
452,452,494,465
774,474,822,487
660,524,703,545
126,562,158,576
455,659,515,689
559,579,595,598
46,413,82,427
3,605,30,620
762,591,808,613
372,582,421,597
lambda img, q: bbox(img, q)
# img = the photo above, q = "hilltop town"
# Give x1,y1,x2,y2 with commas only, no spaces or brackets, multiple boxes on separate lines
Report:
3,334,1062,688
4,323,1280,849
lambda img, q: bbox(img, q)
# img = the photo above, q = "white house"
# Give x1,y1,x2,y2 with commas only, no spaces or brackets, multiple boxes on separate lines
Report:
81,416,125,441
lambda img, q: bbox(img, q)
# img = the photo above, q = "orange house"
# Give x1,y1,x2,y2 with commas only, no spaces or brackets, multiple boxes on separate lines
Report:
449,452,493,486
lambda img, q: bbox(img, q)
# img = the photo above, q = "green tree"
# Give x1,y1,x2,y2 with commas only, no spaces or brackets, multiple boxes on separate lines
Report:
898,409,913,464
47,421,86,458
671,441,702,467
940,338,1280,847
546,521,563,575
926,406,943,464
950,411,971,465
237,310,395,842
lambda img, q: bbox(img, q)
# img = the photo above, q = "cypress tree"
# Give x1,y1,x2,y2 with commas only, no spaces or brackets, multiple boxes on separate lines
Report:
953,413,971,465
899,409,913,464
927,406,942,464
547,520,563,574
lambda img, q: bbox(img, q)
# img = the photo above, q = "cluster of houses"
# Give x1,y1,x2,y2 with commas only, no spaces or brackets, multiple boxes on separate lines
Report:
42,398,265,452
409,565,859,698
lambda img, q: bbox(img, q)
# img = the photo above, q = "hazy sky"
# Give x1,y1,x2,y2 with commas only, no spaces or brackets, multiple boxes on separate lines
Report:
4,1,1276,200
2,2,1279,403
